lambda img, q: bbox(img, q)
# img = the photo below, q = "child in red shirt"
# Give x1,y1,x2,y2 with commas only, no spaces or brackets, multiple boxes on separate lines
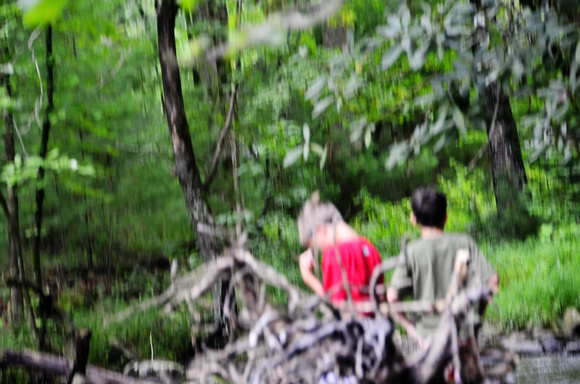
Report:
297,193,384,317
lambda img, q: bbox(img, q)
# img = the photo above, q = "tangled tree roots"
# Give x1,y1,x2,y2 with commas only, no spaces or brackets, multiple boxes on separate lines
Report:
104,234,493,384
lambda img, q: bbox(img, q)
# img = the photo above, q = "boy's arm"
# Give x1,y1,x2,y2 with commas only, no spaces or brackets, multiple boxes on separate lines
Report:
299,249,325,297
488,273,499,294
386,287,401,303
479,273,499,316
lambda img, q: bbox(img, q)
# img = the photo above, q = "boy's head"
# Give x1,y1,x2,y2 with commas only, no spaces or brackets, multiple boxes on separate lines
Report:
411,186,447,229
298,192,343,249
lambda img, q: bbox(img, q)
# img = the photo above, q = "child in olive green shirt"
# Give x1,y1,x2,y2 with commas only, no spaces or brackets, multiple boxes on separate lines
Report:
387,187,499,342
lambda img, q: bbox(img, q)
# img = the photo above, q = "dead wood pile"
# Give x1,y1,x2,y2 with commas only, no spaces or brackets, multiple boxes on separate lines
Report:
1,235,493,384
106,235,492,384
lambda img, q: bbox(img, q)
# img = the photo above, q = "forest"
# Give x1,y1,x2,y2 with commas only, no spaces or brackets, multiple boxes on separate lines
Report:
1,0,580,382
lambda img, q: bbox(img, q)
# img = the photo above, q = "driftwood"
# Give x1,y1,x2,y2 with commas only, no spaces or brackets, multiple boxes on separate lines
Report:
100,236,493,384
0,348,146,383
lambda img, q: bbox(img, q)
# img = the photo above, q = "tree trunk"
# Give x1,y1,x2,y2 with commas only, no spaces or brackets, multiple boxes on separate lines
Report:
322,20,347,49
2,76,24,324
470,0,528,214
157,0,222,320
32,24,54,290
486,86,528,211
77,130,94,271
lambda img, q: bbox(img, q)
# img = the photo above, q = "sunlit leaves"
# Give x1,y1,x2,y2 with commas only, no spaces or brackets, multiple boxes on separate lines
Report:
18,0,68,27
178,0,201,12
1,149,94,188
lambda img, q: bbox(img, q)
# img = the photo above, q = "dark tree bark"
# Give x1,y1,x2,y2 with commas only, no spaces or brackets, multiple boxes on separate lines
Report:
157,0,222,320
322,20,347,49
486,86,528,211
470,0,528,213
32,25,54,290
2,75,24,325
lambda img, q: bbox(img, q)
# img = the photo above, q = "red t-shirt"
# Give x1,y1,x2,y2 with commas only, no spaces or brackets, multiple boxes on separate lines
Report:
322,238,384,311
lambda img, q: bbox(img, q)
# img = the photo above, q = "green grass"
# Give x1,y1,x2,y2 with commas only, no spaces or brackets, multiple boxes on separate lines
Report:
482,236,580,331
73,300,193,369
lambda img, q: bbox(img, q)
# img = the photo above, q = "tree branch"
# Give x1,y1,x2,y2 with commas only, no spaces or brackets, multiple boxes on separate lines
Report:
204,83,238,189
0,349,145,384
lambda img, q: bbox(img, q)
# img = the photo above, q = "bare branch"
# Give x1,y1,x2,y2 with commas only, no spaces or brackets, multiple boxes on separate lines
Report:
205,83,238,188
28,27,43,129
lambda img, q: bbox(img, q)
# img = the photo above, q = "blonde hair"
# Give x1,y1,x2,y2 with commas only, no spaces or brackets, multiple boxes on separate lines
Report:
297,192,343,247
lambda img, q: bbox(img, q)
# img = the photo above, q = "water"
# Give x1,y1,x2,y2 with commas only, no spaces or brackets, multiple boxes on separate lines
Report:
515,355,580,383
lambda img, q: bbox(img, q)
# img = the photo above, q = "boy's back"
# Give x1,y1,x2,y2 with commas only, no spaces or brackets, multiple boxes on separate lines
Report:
387,186,499,342
391,233,496,339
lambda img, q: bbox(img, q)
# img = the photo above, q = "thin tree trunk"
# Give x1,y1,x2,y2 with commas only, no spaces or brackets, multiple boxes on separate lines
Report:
2,76,24,325
72,36,93,271
322,20,347,49
32,25,54,290
157,0,222,320
79,130,93,271
53,173,69,261
106,153,114,280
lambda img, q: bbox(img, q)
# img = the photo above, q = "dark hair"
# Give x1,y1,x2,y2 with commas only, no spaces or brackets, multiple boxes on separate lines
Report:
411,186,447,229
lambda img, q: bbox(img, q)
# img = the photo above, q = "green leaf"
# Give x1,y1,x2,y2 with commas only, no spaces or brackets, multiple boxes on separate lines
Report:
529,143,549,164
283,146,303,168
409,41,431,70
431,104,449,135
303,123,310,143
385,142,409,170
364,126,373,149
401,7,411,29
381,44,403,70
312,96,334,119
20,0,68,27
305,77,326,101
319,146,328,170
488,22,503,50
179,0,201,12
414,94,434,108
452,107,466,138
310,142,325,157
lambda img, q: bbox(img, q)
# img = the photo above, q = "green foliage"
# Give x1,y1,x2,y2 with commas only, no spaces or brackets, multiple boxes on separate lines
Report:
484,237,580,330
1,149,94,188
18,0,68,27
1,0,580,373
72,300,192,368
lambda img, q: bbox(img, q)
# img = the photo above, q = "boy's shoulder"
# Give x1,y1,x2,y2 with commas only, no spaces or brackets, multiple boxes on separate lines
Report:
406,233,476,253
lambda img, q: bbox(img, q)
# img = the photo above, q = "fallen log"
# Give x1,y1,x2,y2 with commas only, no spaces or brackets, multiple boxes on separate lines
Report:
0,348,146,384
